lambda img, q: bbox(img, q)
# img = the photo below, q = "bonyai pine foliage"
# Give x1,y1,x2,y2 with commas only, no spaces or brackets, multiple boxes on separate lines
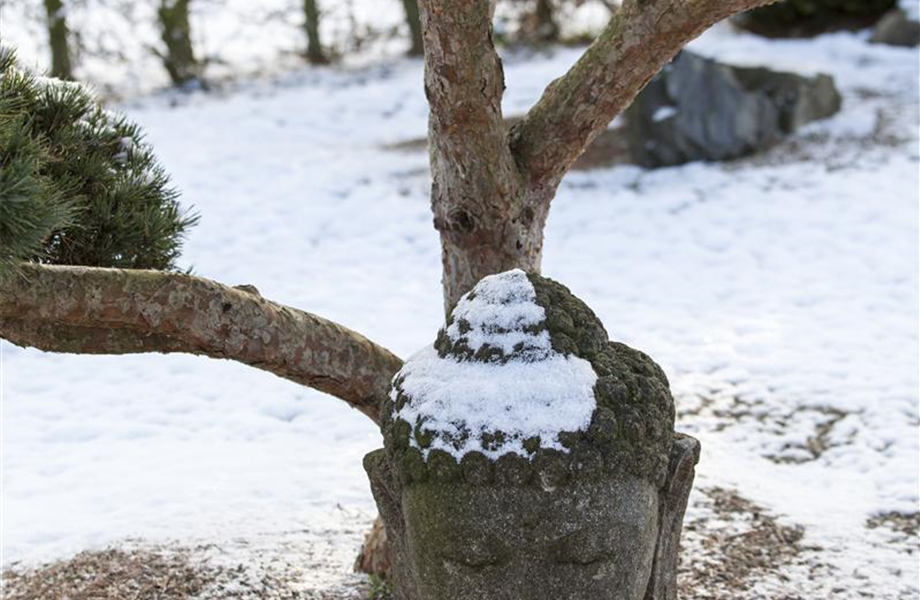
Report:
0,46,197,276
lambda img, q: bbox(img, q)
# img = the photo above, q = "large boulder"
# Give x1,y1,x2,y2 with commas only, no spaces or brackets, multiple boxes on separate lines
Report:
367,269,700,600
733,0,896,37
870,8,920,46
625,51,842,168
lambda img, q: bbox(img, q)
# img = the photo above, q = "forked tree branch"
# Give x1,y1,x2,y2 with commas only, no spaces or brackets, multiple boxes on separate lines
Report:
0,264,403,423
510,0,777,192
419,0,550,311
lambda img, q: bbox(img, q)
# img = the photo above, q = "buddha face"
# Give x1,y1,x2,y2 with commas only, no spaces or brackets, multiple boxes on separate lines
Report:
400,474,660,600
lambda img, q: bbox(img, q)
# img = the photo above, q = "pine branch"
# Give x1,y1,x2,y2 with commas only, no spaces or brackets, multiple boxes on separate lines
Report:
0,47,198,275
0,264,403,423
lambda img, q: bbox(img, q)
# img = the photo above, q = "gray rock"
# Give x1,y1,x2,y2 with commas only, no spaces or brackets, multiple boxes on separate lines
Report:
732,65,842,133
870,9,920,47
626,51,842,168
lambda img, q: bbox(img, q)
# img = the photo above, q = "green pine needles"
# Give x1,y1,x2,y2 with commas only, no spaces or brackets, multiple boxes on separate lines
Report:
0,46,197,277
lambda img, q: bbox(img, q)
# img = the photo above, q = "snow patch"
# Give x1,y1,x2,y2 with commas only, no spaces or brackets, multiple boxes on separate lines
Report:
393,346,598,460
445,269,550,358
33,74,85,93
114,136,135,164
393,270,598,461
653,105,678,122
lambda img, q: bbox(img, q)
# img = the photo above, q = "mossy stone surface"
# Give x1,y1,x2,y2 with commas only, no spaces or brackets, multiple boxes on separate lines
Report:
402,475,659,600
383,273,674,487
368,272,698,600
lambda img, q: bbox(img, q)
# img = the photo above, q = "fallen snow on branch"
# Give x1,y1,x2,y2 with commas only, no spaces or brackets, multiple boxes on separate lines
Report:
394,270,597,460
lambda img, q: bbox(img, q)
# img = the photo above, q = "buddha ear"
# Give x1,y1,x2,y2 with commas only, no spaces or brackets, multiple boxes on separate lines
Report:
363,450,412,590
364,449,403,528
643,434,701,600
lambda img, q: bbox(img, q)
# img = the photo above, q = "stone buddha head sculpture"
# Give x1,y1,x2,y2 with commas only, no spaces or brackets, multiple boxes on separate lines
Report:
365,270,699,600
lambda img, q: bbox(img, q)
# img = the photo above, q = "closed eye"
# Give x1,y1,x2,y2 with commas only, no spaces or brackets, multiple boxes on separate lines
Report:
441,537,510,569
550,531,616,565
555,550,615,565
442,553,504,568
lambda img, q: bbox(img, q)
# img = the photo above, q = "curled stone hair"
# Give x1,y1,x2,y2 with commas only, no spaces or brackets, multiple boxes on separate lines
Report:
381,271,675,489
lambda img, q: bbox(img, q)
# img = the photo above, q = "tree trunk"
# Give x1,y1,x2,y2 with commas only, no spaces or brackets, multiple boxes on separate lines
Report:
401,0,424,56
435,184,550,313
303,0,328,65
419,0,551,312
157,0,200,86
534,0,560,42
521,0,560,44
43,0,72,80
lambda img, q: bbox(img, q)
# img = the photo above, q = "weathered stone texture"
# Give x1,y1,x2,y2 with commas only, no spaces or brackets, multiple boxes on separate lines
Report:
369,273,699,600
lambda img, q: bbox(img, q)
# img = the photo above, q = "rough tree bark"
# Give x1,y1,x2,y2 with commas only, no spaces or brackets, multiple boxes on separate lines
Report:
0,265,401,422
43,0,72,80
421,0,548,313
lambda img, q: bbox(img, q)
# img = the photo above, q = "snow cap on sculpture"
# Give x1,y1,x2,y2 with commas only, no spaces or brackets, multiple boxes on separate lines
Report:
392,269,598,460
383,269,676,488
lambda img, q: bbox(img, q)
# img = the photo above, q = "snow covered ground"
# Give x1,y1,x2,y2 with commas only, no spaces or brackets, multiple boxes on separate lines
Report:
2,20,918,600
